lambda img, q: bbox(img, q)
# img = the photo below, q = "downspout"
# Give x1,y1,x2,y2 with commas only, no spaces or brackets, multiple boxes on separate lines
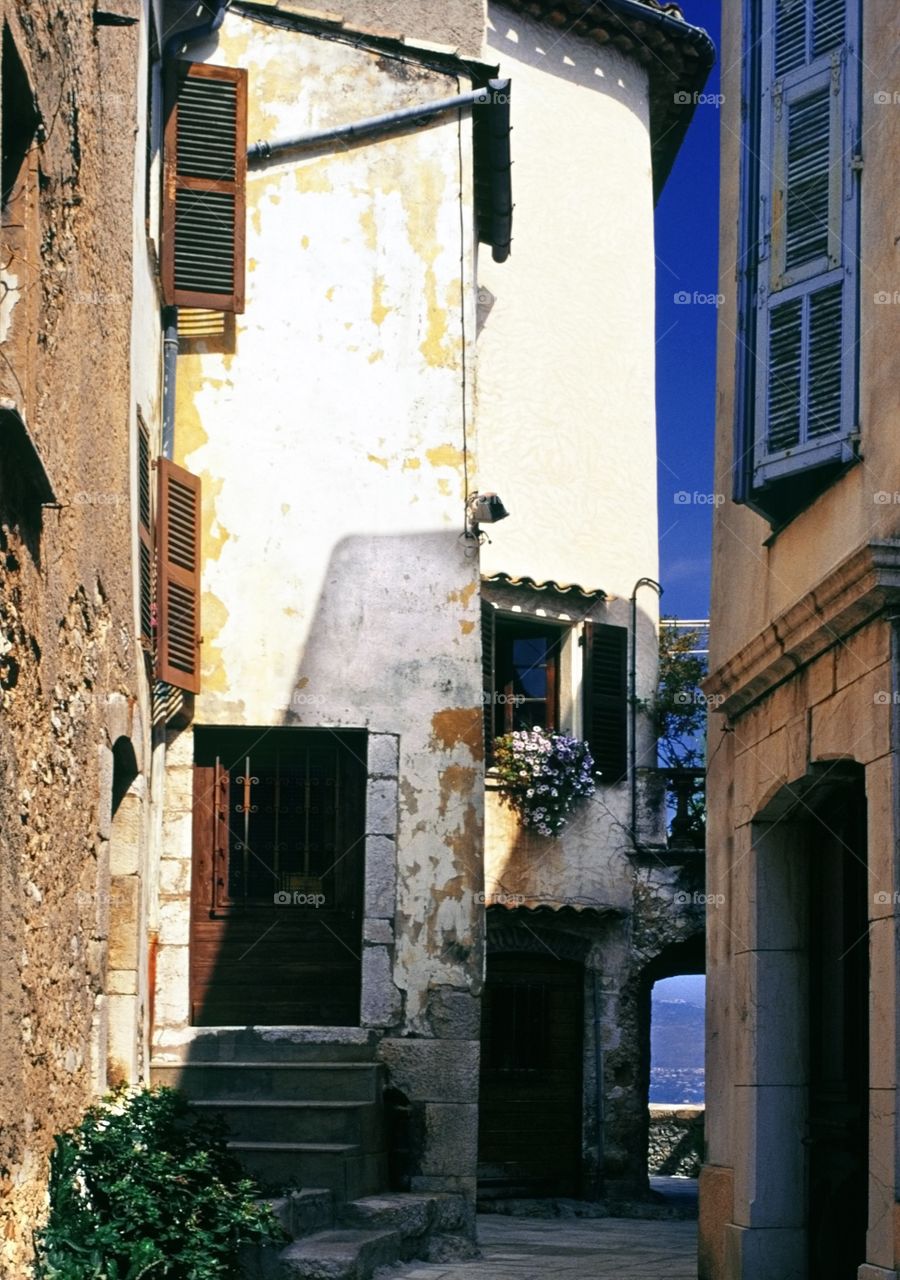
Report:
247,81,508,164
630,577,663,842
160,0,230,460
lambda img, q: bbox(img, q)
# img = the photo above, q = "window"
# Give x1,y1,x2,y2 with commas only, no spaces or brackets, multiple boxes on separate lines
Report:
483,612,563,753
734,0,861,524
192,728,367,911
162,61,247,313
156,456,201,693
137,414,153,648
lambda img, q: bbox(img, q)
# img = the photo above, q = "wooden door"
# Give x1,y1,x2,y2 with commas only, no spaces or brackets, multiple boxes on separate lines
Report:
478,952,583,1197
806,783,868,1279
189,728,366,1026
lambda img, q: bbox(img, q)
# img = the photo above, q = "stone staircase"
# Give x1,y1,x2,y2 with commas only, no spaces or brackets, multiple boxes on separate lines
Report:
242,1188,475,1279
149,1029,475,1277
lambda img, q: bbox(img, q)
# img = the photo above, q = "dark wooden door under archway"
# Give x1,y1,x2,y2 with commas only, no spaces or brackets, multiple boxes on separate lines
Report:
478,952,582,1198
806,782,868,1280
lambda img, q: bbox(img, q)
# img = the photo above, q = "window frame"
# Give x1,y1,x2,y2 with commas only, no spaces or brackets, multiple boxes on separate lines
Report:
491,613,564,739
733,0,862,525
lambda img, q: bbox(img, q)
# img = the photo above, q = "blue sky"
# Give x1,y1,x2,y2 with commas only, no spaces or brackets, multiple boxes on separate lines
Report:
654,0,723,621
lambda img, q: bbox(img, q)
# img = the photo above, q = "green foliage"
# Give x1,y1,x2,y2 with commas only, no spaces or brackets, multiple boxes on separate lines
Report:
33,1086,281,1280
652,620,709,769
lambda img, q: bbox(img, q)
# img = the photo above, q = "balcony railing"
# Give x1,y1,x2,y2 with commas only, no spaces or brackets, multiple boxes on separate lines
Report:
661,766,706,850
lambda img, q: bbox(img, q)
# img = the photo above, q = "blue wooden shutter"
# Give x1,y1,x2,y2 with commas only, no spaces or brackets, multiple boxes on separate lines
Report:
752,0,860,488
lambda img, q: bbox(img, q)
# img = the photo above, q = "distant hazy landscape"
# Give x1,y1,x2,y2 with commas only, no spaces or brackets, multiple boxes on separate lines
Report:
651,976,705,1104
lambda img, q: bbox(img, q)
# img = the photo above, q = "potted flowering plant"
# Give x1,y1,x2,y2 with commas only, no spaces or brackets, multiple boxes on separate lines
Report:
493,727,596,836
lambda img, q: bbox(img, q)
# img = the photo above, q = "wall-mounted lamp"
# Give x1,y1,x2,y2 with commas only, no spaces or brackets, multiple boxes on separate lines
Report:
465,491,509,537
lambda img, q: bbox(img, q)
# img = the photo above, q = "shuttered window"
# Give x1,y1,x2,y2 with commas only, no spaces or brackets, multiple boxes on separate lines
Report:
162,62,247,313
737,0,860,511
137,414,153,646
582,623,628,785
482,600,496,765
156,457,201,693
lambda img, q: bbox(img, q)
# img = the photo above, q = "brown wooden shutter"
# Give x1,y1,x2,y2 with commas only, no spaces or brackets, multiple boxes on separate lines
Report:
137,414,153,646
583,622,628,785
162,61,247,313
482,599,496,764
156,457,201,693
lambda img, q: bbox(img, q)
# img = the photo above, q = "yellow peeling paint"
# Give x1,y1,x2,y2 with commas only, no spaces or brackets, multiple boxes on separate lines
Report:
359,205,377,253
294,162,334,194
344,322,353,330
199,592,230,693
402,458,421,471
438,478,451,496
431,708,483,760
248,257,258,272
448,582,477,608
459,620,475,635
200,474,231,563
301,235,310,249
281,503,290,514
371,275,392,327
295,677,309,690
325,287,335,301
173,357,209,463
368,454,389,469
421,273,455,368
426,444,465,471
368,350,384,364
437,764,477,818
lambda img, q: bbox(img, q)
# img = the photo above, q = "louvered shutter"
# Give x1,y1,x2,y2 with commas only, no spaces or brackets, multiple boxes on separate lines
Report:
162,62,247,313
156,457,201,693
137,415,153,645
752,0,860,487
582,623,628,785
482,600,496,765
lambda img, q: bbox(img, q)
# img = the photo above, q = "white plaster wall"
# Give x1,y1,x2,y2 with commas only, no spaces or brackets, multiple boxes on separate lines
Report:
170,14,484,1029
477,4,660,604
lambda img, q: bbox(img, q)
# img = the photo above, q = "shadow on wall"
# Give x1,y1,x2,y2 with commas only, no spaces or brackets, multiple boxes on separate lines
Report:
185,526,482,1028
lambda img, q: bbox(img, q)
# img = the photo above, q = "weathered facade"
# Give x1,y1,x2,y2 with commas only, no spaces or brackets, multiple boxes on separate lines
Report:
0,0,162,1268
475,0,712,1202
1,0,717,1268
702,0,900,1277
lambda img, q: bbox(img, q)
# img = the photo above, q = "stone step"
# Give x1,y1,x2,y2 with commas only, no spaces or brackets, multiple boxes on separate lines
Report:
150,1061,384,1103
151,1027,379,1064
275,1227,404,1280
191,1099,382,1147
340,1192,470,1241
231,1141,386,1202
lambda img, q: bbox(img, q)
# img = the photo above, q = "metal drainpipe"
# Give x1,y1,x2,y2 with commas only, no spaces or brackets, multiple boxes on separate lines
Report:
160,0,230,460
247,81,508,164
629,577,663,842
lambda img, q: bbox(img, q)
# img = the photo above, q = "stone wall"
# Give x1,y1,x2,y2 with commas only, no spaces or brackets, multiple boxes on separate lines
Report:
0,1,147,1269
648,1106,704,1178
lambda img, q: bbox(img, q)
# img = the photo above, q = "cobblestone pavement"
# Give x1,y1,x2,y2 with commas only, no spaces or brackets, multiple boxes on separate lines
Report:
385,1214,698,1280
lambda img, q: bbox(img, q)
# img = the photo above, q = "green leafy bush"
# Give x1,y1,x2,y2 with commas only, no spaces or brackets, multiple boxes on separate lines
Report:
33,1085,280,1279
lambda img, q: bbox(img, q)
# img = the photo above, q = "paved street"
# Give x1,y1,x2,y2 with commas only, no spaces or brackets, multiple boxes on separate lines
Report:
385,1214,698,1279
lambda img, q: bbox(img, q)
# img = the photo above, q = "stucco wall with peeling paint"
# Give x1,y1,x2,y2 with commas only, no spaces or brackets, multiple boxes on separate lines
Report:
166,13,484,1043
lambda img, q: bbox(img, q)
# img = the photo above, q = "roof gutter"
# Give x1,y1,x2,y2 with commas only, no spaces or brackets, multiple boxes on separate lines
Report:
247,81,505,163
602,0,715,66
247,79,513,263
